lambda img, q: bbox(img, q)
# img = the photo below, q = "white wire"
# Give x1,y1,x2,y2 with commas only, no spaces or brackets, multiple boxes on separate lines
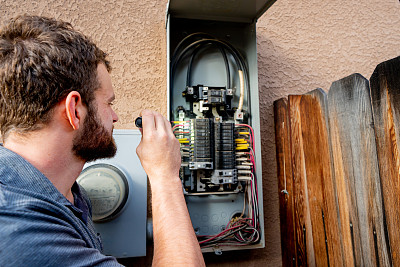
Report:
238,70,245,111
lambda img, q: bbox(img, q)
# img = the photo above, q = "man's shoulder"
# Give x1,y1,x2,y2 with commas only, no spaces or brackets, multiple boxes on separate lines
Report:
0,145,73,207
0,182,66,215
0,183,81,240
0,183,114,266
0,189,120,266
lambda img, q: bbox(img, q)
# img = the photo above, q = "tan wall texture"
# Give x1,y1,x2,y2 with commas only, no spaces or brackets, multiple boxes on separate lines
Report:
1,0,400,266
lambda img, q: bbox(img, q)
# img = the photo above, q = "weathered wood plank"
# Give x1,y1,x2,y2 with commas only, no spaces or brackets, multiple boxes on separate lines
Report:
328,73,390,266
370,56,400,265
274,98,296,267
288,95,316,267
299,89,344,266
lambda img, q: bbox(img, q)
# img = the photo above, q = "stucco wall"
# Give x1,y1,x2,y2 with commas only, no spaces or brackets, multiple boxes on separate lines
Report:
257,1,400,265
2,0,400,266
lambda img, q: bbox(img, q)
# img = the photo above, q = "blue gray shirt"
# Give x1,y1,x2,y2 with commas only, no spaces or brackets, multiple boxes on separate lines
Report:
0,145,122,266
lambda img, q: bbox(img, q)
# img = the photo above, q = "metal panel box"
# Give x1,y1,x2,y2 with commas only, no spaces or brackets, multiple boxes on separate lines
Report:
80,130,147,258
167,0,276,254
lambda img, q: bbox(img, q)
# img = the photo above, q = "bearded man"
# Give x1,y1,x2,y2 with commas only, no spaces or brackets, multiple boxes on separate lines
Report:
0,15,204,266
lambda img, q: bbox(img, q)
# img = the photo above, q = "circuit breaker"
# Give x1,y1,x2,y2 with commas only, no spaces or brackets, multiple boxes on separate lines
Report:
167,0,276,253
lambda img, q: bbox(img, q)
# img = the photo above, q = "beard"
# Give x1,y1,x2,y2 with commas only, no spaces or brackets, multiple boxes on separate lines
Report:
72,103,117,162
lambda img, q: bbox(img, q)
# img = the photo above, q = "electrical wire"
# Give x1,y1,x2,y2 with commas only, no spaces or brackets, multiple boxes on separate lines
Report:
195,125,259,248
237,70,245,111
186,43,231,89
219,46,231,89
186,44,203,87
170,33,251,119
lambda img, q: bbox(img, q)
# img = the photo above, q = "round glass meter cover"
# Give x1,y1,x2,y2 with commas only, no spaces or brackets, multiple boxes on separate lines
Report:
77,163,129,222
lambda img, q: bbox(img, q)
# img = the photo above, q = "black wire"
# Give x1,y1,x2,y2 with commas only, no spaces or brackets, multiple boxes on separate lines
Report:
185,43,231,89
218,46,231,89
171,33,249,79
172,38,249,93
172,32,213,59
171,33,251,119
186,44,203,87
171,39,243,74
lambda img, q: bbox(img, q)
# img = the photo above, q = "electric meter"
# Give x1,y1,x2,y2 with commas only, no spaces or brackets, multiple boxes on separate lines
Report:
77,163,129,222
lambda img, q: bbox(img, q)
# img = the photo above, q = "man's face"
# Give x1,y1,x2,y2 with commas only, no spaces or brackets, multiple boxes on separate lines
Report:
72,102,116,162
72,64,119,162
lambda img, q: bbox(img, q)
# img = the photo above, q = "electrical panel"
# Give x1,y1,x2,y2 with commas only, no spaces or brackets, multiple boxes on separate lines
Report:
167,0,275,253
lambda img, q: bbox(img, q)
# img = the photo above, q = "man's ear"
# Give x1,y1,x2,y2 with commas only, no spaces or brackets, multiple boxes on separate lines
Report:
65,91,84,130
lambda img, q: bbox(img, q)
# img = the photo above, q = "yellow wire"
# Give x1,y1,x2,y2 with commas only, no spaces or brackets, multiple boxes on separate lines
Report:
237,144,249,148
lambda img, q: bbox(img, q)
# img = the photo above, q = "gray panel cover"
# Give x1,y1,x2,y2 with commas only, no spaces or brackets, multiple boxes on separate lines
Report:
83,129,147,258
168,0,277,23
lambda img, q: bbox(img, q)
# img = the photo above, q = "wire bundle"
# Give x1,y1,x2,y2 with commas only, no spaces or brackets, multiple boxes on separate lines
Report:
170,32,251,120
171,32,249,89
198,218,259,248
197,123,260,248
172,121,191,160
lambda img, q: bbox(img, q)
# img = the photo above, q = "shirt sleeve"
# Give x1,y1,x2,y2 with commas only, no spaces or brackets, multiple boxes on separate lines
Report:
0,208,124,267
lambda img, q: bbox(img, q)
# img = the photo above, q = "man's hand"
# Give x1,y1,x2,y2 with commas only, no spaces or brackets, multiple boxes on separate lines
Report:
135,109,205,267
136,110,181,186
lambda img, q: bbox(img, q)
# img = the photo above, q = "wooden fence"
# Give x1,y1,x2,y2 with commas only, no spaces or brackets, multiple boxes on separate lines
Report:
274,56,400,266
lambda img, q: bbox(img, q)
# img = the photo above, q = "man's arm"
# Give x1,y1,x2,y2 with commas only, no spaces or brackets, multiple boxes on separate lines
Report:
136,110,205,266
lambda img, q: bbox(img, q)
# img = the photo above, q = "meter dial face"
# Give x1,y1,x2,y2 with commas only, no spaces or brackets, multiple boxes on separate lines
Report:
77,163,129,222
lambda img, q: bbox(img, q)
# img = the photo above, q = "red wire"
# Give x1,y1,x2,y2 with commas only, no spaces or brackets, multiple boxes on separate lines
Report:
198,218,254,244
198,224,243,245
172,124,186,131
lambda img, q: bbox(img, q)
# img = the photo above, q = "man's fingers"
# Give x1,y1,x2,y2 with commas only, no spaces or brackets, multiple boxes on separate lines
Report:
160,114,175,137
140,110,156,133
139,109,175,140
154,112,167,132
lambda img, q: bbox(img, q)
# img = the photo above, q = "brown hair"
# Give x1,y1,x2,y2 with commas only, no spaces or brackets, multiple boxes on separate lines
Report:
0,15,110,140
